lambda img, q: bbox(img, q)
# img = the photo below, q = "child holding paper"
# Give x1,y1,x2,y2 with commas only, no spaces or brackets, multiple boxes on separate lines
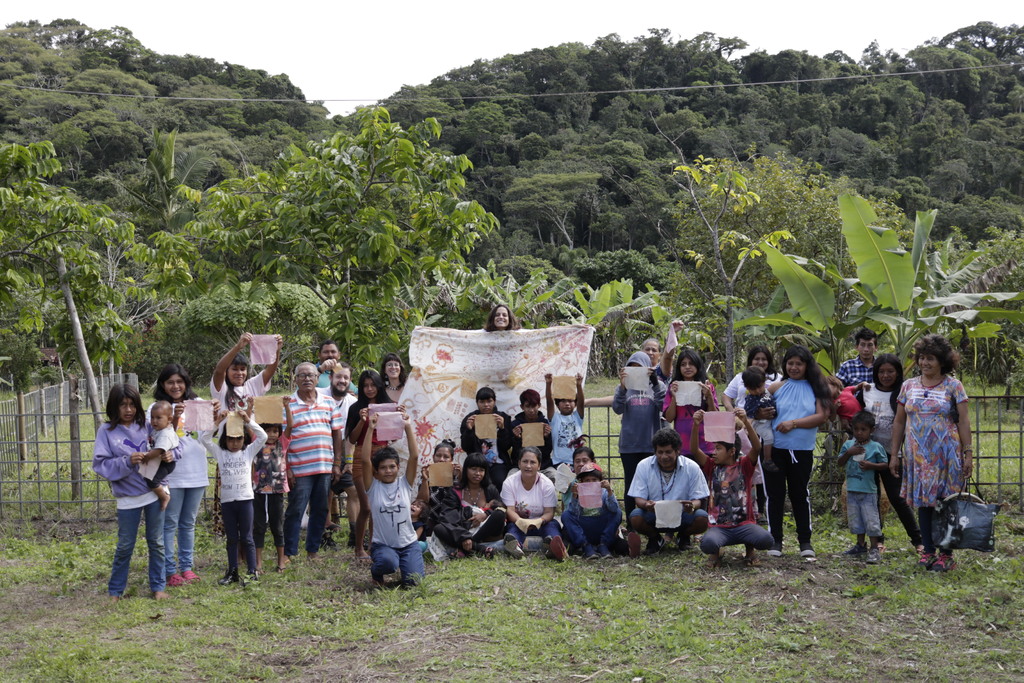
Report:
200,407,268,585
690,409,775,567
360,413,425,588
460,386,514,484
253,396,292,573
510,389,553,472
663,348,718,457
560,464,626,559
346,369,394,560
545,373,586,469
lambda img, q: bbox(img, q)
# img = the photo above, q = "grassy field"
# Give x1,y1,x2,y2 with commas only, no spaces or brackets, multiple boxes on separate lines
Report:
0,513,1022,681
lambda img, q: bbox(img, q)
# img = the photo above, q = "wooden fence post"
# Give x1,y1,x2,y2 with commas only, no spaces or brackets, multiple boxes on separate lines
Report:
69,376,82,501
15,391,27,463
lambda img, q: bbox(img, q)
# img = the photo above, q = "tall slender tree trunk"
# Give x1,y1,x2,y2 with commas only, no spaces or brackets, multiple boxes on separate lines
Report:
55,252,102,429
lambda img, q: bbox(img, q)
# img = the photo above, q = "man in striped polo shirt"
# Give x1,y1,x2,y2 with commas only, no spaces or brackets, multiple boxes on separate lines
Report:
283,362,345,561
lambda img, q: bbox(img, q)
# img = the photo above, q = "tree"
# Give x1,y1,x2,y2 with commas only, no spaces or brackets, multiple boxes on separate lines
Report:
189,107,498,365
0,141,135,420
504,172,602,248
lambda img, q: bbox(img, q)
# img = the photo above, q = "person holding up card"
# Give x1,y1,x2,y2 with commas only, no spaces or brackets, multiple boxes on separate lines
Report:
689,408,774,568
545,373,586,471
560,464,628,559
510,389,553,472
663,348,719,460
460,387,514,485
627,427,710,555
613,351,667,517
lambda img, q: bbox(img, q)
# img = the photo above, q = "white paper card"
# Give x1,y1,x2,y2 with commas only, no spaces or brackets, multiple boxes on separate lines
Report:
654,500,683,528
674,381,702,406
623,366,650,391
552,463,575,494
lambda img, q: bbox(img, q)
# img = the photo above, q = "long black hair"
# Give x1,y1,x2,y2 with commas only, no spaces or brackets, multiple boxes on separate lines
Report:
780,345,830,401
746,345,776,376
673,348,711,409
105,383,146,429
458,452,493,490
356,369,388,406
223,352,251,409
154,363,198,403
872,353,903,414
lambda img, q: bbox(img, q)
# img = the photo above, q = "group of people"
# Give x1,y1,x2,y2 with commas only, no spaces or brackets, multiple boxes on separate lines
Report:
93,305,975,599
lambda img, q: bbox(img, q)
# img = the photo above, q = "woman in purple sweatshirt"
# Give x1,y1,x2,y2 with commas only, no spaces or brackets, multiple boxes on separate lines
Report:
93,384,178,601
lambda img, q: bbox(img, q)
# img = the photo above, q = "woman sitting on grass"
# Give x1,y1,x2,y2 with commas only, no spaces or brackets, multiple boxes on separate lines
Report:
500,447,565,561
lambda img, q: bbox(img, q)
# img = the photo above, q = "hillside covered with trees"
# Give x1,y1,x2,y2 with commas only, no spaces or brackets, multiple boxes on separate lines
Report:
2,19,1024,393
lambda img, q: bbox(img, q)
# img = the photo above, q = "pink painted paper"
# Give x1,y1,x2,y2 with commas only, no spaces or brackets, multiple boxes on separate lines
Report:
576,481,603,508
249,335,277,364
703,411,737,443
375,411,405,441
182,400,215,431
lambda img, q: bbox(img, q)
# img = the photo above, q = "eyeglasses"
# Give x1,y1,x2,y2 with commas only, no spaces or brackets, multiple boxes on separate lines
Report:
296,372,318,380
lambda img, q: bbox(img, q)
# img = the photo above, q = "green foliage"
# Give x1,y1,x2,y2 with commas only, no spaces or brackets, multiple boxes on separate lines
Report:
0,329,42,391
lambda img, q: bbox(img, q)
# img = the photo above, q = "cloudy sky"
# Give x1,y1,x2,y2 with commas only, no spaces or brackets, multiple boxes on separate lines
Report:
4,1,1019,115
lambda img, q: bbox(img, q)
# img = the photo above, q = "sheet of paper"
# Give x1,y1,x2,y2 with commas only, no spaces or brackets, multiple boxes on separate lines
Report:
664,324,678,355
249,334,277,364
703,411,736,443
138,457,159,482
182,400,214,432
674,381,703,407
474,413,497,440
253,396,283,424
226,412,245,438
623,366,650,391
654,500,683,529
551,375,576,400
375,411,405,441
428,462,454,487
520,422,545,447
577,481,603,508
368,402,399,416
552,463,575,493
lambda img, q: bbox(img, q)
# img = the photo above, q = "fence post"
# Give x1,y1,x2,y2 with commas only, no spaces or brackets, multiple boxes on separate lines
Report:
69,376,82,501
15,391,27,462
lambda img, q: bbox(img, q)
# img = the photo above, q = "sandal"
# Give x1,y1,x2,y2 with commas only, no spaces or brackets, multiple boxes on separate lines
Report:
744,555,761,567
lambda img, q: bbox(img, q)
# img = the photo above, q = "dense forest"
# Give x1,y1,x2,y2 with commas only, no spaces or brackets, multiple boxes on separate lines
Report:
2,19,1024,391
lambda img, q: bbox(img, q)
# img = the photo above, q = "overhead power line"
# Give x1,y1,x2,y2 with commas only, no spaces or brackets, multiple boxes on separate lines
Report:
1,61,1020,106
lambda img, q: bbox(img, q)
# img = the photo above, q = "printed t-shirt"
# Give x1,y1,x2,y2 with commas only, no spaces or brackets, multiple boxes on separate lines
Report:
368,476,418,548
549,410,583,465
701,456,757,527
841,439,888,495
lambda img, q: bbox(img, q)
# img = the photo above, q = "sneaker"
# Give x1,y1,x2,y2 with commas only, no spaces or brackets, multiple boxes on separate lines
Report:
503,533,524,559
166,573,185,587
799,543,816,558
843,544,867,556
546,536,567,562
917,551,937,569
644,535,665,556
181,570,201,583
597,544,612,558
246,571,260,584
627,532,642,559
866,547,881,564
929,553,956,572
767,543,783,557
582,544,598,560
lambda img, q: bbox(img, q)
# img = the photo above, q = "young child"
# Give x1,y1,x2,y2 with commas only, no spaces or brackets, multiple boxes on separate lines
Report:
545,373,585,470
410,499,428,554
560,464,626,559
142,400,179,509
200,407,268,585
252,396,292,573
93,384,172,601
691,409,775,567
741,366,776,464
420,440,475,557
838,411,889,564
510,389,553,471
826,374,860,433
360,413,424,587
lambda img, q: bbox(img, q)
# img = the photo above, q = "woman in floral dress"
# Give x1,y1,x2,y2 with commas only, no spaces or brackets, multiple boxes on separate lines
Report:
890,334,973,573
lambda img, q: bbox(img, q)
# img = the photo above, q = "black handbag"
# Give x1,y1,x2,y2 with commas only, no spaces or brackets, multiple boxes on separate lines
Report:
932,486,998,552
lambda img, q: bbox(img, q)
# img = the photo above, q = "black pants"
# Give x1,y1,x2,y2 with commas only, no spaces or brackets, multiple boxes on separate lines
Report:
222,499,256,573
875,467,922,547
433,508,506,547
488,462,509,486
144,460,176,489
764,447,814,545
619,452,649,516
253,492,284,549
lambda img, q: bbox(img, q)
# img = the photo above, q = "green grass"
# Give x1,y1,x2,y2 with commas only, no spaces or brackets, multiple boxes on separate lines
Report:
0,514,1022,680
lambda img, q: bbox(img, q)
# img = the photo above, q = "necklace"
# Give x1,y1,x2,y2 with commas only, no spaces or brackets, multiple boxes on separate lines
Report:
658,462,678,500
463,486,485,506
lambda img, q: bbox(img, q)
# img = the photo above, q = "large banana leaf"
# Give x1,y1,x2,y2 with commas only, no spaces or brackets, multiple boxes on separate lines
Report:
734,311,819,333
839,194,914,312
910,209,936,277
761,242,835,329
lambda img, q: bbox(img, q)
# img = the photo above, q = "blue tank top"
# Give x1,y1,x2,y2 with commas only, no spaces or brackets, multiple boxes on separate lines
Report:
772,379,819,451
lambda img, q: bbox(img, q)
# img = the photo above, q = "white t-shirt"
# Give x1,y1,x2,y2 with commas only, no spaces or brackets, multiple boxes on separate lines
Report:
199,422,268,503
150,425,180,453
862,384,896,451
501,470,557,518
318,392,357,438
209,374,268,412
550,411,583,465
368,477,418,548
724,371,781,410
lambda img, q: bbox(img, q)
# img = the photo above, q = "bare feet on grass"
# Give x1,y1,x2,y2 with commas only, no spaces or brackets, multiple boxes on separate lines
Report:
152,591,170,600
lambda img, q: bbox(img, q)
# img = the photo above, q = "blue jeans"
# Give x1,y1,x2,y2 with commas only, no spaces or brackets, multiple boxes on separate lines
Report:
284,473,331,556
164,486,205,577
700,524,775,555
504,519,562,544
847,491,881,537
629,508,708,534
371,541,425,586
109,499,165,596
561,507,621,550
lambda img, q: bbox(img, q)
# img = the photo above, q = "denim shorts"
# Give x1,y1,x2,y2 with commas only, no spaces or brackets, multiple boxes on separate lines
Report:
847,490,881,537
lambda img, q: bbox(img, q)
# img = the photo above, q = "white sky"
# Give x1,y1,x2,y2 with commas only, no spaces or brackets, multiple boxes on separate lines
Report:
5,1,1021,116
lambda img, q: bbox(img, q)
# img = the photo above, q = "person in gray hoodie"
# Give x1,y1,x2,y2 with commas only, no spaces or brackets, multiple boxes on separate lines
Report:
612,351,667,515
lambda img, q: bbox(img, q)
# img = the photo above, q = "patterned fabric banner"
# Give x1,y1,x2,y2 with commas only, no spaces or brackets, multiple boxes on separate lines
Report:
400,325,595,466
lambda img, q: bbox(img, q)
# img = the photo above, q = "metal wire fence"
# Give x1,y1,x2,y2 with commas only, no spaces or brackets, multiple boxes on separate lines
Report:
1,386,1022,520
